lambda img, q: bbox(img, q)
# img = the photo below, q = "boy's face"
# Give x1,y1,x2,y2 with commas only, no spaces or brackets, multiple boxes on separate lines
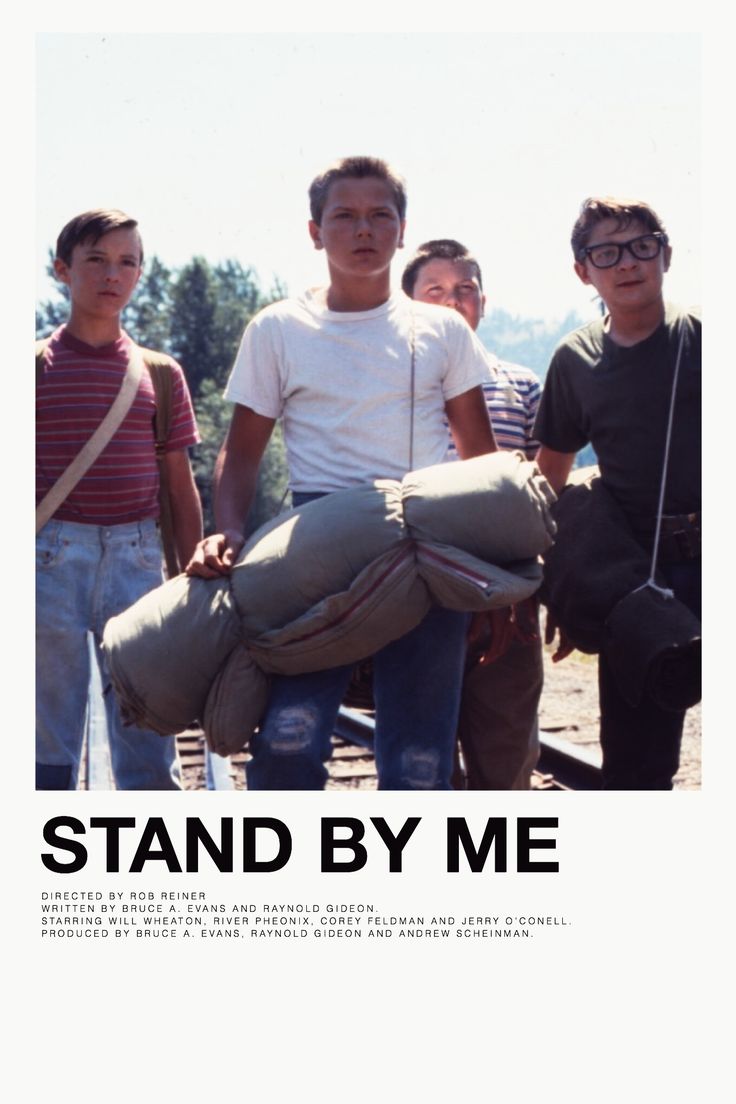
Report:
54,227,142,319
309,176,405,282
411,257,485,332
573,216,671,314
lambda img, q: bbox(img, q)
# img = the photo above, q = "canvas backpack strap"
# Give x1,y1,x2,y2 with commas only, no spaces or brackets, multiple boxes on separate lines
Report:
142,349,174,455
143,350,179,579
36,337,51,384
35,344,146,534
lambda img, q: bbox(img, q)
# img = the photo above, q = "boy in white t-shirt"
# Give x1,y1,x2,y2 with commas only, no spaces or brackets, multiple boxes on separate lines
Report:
187,156,496,789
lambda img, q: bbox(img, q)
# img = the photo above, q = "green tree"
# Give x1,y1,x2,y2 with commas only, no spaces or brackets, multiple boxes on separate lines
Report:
122,256,173,351
190,380,230,531
191,381,290,535
36,250,68,336
167,257,219,397
210,259,263,383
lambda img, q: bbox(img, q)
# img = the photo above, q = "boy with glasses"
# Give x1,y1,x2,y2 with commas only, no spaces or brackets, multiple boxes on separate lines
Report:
534,196,701,789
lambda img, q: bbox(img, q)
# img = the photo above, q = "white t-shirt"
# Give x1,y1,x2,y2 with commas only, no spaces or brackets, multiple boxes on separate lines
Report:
224,288,492,493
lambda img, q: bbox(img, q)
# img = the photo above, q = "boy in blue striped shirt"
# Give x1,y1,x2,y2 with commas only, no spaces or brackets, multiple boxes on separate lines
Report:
402,239,543,789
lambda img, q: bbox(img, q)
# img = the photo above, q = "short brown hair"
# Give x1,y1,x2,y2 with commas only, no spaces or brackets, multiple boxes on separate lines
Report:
401,239,483,297
308,156,407,225
56,208,143,266
571,197,667,261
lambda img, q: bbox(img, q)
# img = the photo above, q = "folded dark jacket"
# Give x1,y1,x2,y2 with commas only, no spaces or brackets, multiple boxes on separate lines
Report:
541,471,700,709
603,586,701,711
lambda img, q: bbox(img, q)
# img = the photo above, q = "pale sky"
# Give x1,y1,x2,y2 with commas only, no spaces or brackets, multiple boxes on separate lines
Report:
36,31,700,323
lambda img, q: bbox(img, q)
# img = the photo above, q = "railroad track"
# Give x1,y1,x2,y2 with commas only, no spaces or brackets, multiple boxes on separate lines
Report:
89,712,602,792
176,709,603,791
534,730,602,790
333,707,603,791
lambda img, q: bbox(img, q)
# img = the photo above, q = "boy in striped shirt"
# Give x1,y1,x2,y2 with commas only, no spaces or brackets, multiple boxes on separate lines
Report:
402,238,543,788
36,209,202,789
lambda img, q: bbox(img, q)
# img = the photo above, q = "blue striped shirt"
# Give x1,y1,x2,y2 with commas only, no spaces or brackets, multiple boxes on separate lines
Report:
446,352,541,459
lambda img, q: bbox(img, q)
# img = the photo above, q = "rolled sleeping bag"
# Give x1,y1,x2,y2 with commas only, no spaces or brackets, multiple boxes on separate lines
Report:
103,572,242,735
203,646,270,756
104,453,557,753
402,451,557,563
230,480,407,638
104,481,411,738
210,454,554,751
248,542,431,675
414,542,542,612
199,454,556,753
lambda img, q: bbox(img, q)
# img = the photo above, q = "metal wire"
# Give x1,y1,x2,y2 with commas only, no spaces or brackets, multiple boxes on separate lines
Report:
630,317,688,601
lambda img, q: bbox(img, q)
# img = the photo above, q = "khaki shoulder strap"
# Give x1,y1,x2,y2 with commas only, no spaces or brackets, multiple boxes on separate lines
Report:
36,337,51,383
140,350,179,579
35,345,146,534
141,349,174,458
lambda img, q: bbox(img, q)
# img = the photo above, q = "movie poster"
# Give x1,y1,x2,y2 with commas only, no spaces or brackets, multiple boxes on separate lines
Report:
9,12,729,1102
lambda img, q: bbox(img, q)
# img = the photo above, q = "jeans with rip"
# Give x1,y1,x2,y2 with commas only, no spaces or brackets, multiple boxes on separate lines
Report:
246,490,469,791
36,517,180,790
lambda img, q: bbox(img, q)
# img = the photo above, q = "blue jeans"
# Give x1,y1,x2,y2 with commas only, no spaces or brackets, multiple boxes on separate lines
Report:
36,518,180,790
247,604,469,790
246,490,469,791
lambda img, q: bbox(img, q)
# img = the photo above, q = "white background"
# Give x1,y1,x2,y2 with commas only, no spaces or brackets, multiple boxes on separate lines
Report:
5,4,733,1102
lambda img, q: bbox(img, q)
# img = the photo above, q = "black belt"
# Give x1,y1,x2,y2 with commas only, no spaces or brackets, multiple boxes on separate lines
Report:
630,511,701,563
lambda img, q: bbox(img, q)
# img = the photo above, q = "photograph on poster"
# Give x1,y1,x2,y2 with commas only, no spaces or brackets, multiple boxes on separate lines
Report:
34,30,701,798
18,24,726,1104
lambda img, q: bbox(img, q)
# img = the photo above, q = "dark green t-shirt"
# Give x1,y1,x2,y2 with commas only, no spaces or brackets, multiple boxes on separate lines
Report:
533,304,701,520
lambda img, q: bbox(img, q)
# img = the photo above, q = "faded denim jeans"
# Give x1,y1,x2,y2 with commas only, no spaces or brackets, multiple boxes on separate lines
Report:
36,518,180,790
246,490,469,791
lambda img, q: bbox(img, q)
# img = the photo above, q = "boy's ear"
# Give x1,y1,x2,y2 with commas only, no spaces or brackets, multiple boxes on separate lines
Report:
308,220,323,250
53,257,70,285
663,244,672,273
574,259,592,286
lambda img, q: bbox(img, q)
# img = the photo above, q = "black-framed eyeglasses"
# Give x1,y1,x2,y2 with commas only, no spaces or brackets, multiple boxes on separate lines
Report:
580,232,668,269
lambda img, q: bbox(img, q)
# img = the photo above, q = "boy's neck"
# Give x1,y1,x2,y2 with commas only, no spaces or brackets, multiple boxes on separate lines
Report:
65,308,125,348
325,272,392,313
606,298,666,348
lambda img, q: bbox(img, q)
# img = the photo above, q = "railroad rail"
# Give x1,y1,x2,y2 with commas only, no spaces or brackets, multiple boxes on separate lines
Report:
84,705,603,792
333,706,602,791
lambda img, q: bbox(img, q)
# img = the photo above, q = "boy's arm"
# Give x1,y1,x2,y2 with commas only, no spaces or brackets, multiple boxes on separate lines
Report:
535,445,576,493
161,450,204,567
445,386,497,459
535,443,577,662
186,404,275,578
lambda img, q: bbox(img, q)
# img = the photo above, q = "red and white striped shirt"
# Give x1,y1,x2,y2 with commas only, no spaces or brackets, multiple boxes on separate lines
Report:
36,326,199,525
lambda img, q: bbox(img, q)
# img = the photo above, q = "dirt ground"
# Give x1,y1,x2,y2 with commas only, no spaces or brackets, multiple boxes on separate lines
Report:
538,648,701,790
